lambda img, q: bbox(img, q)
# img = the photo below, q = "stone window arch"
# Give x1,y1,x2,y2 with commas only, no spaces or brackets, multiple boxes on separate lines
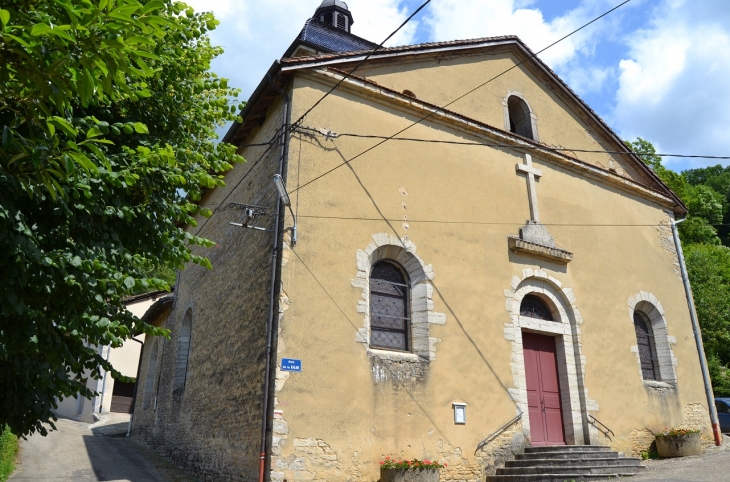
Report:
352,234,445,370
503,91,539,141
628,292,678,387
173,309,193,392
143,339,159,409
369,260,411,352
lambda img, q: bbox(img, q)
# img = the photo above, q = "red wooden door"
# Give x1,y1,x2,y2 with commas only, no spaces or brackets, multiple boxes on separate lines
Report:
522,331,565,446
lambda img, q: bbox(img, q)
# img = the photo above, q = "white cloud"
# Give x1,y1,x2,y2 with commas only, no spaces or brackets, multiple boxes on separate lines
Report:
563,65,612,96
612,0,730,168
423,0,616,69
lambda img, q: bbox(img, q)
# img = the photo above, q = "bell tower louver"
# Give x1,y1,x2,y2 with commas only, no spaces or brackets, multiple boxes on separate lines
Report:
313,0,354,33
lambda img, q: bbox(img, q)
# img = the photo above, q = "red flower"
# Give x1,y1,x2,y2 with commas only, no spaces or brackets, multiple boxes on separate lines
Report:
380,461,384,465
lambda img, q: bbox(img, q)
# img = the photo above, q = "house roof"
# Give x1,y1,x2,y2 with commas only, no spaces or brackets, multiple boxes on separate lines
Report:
222,34,686,213
124,289,171,306
139,294,174,326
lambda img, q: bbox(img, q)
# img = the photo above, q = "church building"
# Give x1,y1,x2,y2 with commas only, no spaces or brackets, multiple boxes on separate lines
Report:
131,2,715,481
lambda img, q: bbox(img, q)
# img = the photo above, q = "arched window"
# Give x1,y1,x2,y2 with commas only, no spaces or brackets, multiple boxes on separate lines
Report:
369,261,410,352
520,294,553,320
143,340,159,409
173,310,192,392
507,95,535,140
634,311,659,381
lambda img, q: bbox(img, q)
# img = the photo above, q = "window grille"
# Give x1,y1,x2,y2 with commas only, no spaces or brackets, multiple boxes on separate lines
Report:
520,294,553,321
323,12,333,26
370,261,410,351
336,13,347,30
634,312,659,381
173,311,192,392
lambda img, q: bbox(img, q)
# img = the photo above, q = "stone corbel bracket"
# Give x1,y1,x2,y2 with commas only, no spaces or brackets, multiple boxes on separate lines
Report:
508,236,573,264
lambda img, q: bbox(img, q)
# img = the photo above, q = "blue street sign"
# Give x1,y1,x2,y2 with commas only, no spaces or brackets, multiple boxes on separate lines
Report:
281,358,302,372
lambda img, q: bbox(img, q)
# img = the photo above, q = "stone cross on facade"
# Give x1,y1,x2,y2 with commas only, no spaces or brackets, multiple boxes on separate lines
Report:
516,153,543,223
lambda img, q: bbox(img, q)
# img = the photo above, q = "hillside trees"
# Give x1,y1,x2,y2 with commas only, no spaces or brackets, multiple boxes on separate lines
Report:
0,0,243,436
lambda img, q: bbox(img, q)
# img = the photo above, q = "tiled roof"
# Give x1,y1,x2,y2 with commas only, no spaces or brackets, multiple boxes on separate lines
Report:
287,18,378,56
281,35,520,64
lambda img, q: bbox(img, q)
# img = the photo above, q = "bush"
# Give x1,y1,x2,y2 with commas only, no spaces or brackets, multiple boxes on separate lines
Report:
0,425,18,481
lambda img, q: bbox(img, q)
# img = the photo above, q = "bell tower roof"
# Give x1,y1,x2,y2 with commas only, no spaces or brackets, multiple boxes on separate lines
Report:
313,0,354,32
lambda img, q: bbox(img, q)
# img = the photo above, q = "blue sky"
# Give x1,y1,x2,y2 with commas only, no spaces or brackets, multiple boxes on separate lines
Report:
186,0,730,172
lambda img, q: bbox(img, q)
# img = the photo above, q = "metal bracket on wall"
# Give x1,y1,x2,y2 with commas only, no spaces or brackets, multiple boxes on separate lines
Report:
225,203,272,232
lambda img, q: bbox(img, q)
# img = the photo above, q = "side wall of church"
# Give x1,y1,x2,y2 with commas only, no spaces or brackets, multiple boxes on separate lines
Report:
131,96,288,481
266,75,710,482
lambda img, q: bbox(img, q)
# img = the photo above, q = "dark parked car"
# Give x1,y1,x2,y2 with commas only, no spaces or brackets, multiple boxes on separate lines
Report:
715,398,730,432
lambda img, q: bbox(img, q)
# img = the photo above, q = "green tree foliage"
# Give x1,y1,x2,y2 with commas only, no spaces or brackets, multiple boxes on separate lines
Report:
685,244,730,363
625,137,688,198
626,138,723,245
685,165,730,246
0,0,243,436
0,425,18,481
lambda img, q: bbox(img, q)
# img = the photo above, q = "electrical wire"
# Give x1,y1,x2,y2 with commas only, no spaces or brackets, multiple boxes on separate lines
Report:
288,0,633,195
295,127,730,160
290,0,433,131
296,214,729,227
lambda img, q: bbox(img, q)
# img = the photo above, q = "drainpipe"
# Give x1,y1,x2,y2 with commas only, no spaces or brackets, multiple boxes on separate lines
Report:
260,73,290,482
671,218,722,446
126,336,145,437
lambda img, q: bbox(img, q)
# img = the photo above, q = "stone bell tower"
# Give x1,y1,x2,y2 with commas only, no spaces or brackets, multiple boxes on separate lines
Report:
313,0,354,32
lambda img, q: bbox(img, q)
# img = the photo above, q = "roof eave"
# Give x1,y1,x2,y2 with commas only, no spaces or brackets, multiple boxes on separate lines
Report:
222,60,284,145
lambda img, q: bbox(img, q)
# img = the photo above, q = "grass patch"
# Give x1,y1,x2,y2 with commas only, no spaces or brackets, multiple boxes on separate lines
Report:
0,425,18,481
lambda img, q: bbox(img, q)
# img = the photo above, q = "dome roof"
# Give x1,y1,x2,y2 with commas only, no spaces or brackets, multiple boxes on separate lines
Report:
318,0,349,9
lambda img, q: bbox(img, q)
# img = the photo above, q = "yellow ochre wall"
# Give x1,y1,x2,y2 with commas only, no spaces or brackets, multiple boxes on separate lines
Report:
354,49,646,181
268,71,709,481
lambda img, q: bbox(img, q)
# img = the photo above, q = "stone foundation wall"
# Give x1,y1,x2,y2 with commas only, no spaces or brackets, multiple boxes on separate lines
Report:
610,403,713,457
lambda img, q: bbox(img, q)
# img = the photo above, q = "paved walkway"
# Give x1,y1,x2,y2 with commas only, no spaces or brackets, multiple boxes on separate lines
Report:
9,416,193,482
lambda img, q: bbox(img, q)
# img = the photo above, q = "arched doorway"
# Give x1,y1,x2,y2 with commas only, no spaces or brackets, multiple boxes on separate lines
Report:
504,274,596,446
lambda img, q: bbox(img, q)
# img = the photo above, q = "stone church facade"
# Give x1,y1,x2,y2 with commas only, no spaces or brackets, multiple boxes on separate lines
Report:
131,2,713,481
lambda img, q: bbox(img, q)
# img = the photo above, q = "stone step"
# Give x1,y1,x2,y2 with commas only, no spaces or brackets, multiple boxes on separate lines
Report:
506,458,642,468
516,451,620,460
524,446,612,454
496,464,644,476
486,474,629,481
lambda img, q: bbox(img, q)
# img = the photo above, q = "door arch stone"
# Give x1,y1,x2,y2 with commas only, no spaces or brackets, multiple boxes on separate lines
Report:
503,269,599,445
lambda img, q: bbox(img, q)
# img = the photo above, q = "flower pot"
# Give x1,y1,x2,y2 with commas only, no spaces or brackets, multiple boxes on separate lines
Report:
655,432,703,457
380,468,440,482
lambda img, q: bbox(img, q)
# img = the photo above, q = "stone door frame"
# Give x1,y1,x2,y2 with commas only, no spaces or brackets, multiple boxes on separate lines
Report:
504,269,599,445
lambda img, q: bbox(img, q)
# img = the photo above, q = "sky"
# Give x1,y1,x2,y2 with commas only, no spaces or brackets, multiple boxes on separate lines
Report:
184,0,730,172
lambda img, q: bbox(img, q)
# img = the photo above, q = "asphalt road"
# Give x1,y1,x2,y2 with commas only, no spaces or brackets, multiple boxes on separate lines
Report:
623,445,730,482
9,417,192,482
